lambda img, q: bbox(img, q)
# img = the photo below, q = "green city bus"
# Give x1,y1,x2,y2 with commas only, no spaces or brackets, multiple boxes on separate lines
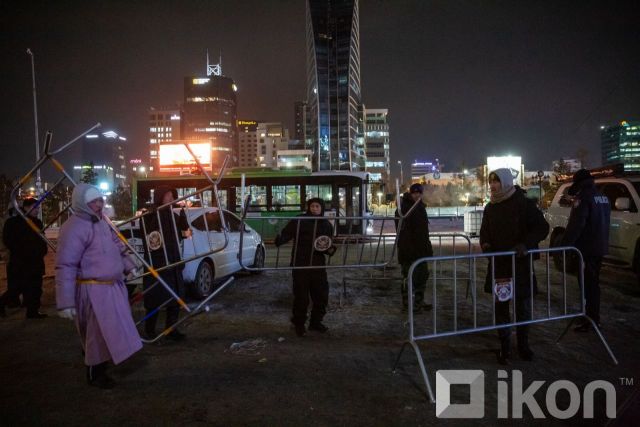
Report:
132,168,372,237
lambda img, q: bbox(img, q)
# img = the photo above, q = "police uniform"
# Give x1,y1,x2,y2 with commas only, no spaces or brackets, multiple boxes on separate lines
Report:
562,169,611,326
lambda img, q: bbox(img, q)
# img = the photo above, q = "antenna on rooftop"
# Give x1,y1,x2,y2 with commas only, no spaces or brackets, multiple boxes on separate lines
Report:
206,49,222,76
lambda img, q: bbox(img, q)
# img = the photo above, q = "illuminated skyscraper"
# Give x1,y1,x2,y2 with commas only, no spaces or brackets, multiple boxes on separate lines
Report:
182,56,239,168
148,106,181,173
306,0,365,171
601,120,640,171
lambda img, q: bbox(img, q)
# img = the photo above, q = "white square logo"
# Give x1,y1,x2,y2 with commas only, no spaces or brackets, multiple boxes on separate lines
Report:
436,370,485,418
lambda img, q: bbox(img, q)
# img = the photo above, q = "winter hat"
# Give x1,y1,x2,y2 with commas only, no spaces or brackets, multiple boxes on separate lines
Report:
84,186,103,204
568,169,593,196
409,183,424,194
488,168,516,204
71,183,103,221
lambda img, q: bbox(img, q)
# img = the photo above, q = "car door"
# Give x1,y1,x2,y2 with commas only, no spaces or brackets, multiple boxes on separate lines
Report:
223,210,255,269
597,180,638,262
186,210,228,276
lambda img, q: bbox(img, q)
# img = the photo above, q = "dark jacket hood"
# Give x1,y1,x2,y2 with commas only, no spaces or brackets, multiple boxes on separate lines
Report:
305,197,325,216
153,186,178,206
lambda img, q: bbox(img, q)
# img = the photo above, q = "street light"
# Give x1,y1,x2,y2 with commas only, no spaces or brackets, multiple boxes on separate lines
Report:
26,48,42,199
537,170,544,206
377,191,383,206
397,160,404,189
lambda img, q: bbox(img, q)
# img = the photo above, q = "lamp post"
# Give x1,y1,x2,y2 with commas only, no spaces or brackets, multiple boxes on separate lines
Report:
537,170,544,206
377,191,383,207
397,160,404,190
26,48,42,198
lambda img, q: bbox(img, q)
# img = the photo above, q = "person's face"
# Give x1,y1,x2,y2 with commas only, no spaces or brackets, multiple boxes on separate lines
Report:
489,177,502,194
410,191,422,202
162,191,175,205
309,202,322,216
24,204,39,218
87,197,104,216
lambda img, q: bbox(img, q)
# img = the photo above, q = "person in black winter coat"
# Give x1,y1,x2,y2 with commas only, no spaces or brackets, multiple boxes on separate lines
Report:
395,183,433,311
480,168,549,364
561,169,610,331
141,186,191,340
0,198,48,318
274,198,336,337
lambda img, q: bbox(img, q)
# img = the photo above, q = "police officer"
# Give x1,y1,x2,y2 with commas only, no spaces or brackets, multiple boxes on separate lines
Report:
561,169,610,332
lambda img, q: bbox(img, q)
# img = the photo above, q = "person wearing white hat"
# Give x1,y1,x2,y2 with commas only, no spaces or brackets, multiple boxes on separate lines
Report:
55,184,142,388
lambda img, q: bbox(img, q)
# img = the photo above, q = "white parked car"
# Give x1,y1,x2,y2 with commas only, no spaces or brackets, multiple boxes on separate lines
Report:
546,175,640,277
121,208,265,298
181,207,264,297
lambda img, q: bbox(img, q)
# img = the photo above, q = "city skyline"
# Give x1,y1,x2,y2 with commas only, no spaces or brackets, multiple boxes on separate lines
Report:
1,0,638,180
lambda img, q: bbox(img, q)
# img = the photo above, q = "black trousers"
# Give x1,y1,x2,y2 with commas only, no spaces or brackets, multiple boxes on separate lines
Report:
0,274,42,314
291,269,328,326
401,261,429,298
583,256,602,324
495,297,531,345
1,263,22,305
143,270,182,334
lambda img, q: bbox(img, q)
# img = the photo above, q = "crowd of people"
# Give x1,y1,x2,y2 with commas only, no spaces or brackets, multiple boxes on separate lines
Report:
0,167,610,385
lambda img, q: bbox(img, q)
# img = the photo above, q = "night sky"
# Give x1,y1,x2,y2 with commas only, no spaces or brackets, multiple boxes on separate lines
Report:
2,0,638,181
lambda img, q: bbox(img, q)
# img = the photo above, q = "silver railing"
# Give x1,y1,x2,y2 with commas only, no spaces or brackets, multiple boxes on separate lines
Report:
393,247,618,403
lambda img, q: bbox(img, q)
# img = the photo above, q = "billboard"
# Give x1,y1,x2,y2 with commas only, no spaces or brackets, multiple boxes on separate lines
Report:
486,156,523,186
159,142,211,172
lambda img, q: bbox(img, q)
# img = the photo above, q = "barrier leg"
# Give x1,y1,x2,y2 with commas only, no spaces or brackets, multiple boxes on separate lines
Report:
393,341,435,403
588,317,619,365
556,317,577,343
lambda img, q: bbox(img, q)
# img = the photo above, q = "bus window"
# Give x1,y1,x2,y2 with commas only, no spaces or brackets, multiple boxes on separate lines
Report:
272,185,301,211
338,187,347,225
235,186,267,212
213,189,228,209
306,185,332,204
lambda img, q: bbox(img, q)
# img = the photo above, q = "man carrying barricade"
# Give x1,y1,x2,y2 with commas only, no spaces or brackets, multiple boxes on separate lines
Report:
141,186,191,341
0,198,48,318
395,183,433,312
561,169,610,332
480,168,549,365
274,197,336,337
55,184,142,388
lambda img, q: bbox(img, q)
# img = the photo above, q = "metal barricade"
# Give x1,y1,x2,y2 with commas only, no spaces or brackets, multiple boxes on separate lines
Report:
393,247,618,403
9,128,234,343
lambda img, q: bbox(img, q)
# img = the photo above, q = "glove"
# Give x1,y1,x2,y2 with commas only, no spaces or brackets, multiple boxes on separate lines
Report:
58,308,77,320
125,269,139,282
512,243,528,257
325,245,337,257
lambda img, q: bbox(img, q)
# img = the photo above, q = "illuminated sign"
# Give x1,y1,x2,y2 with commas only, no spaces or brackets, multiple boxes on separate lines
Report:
487,156,523,186
192,78,210,85
159,142,211,172
129,159,143,164
102,131,119,139
238,120,257,126
170,114,180,120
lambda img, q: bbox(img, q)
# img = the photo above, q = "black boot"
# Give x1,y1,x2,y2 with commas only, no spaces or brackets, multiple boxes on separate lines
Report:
87,362,115,389
144,312,157,339
413,292,433,313
497,337,511,365
308,321,328,333
517,331,534,361
165,307,186,341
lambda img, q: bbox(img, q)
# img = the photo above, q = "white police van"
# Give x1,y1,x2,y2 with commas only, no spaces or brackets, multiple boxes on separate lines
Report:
546,168,640,278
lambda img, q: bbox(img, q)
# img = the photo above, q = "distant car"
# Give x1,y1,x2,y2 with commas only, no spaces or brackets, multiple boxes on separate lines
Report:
121,208,265,299
546,175,640,278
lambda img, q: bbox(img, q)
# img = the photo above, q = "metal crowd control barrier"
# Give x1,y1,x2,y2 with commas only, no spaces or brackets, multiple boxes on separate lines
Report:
9,128,233,343
393,247,618,403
